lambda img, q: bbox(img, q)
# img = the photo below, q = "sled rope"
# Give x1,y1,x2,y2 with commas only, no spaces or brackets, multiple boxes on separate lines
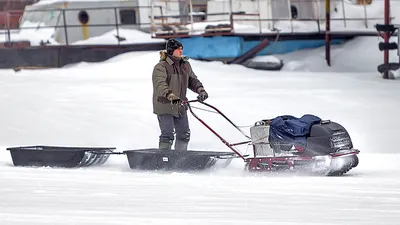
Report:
190,105,255,129
193,106,251,139
189,105,218,114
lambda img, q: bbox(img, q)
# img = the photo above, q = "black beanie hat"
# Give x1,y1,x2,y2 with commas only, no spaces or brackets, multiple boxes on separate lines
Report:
166,38,183,55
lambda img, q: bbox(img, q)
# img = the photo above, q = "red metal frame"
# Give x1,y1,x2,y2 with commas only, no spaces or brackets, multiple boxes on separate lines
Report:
185,100,360,172
186,100,249,160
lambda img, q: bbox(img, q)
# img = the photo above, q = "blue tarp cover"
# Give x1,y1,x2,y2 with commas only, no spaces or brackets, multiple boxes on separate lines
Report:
269,114,321,148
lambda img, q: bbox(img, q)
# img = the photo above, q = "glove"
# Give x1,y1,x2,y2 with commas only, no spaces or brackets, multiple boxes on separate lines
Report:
166,92,180,104
197,89,208,102
167,92,179,101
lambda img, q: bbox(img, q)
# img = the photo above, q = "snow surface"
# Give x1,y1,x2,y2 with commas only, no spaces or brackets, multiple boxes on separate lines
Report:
32,0,119,6
71,29,164,45
1,36,400,224
0,25,162,46
1,1,400,224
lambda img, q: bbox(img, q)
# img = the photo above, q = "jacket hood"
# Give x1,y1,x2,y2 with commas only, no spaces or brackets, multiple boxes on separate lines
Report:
159,50,189,62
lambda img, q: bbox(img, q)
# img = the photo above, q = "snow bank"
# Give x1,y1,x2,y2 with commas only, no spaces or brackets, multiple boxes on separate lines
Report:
71,29,165,45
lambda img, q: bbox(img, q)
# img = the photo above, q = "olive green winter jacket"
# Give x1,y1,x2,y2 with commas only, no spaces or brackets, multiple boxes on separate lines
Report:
152,50,204,116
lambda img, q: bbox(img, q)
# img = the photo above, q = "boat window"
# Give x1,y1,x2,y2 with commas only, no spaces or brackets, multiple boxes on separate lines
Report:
120,9,137,25
78,10,89,24
290,5,298,19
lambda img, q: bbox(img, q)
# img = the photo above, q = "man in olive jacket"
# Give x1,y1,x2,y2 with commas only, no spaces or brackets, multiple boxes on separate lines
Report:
152,38,208,151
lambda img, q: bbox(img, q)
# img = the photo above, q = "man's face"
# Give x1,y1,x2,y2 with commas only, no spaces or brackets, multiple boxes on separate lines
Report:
172,47,183,58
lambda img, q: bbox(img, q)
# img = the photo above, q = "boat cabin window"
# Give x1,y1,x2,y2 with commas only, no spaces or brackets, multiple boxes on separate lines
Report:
120,9,137,25
78,10,89,24
290,5,298,19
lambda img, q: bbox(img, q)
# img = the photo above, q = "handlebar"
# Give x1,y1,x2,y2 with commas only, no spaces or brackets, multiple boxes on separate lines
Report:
183,99,250,160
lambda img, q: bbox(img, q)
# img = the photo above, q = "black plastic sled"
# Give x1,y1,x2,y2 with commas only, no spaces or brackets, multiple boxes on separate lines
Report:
7,145,115,168
124,149,235,171
5,145,235,171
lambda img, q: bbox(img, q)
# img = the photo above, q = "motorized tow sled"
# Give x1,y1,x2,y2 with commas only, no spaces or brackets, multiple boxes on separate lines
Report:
185,100,359,176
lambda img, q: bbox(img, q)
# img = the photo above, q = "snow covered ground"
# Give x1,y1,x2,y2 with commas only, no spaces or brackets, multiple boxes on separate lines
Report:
1,0,400,223
0,33,400,224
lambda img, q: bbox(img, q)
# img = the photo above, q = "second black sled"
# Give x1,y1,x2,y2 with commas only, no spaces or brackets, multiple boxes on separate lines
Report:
124,148,235,171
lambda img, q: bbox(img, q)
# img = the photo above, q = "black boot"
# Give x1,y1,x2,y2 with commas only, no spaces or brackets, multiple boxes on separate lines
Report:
174,140,189,151
159,141,172,150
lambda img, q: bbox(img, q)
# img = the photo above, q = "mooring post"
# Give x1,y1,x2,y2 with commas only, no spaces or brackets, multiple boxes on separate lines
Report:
383,0,390,79
398,25,400,64
325,0,331,66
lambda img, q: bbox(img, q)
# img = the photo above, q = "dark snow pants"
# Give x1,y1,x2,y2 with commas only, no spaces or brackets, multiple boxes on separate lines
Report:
157,112,190,151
